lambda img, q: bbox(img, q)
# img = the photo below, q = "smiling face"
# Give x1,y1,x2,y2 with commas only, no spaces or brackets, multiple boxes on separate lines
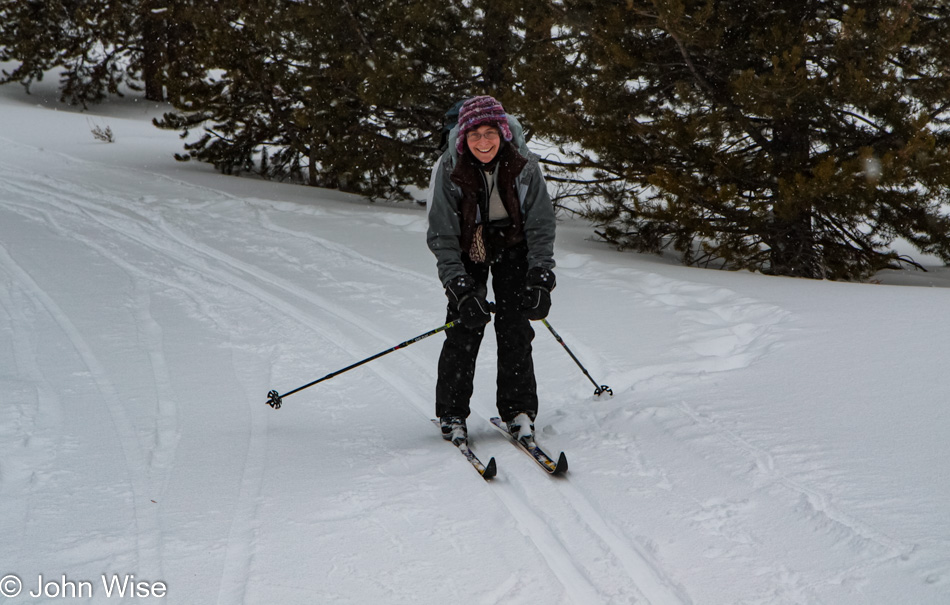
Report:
465,125,502,163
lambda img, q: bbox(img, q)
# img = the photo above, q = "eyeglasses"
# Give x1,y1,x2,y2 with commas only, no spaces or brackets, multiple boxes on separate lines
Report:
466,131,500,142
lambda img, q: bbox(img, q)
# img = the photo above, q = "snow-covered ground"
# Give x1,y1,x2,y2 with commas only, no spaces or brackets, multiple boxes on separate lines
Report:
1,76,949,605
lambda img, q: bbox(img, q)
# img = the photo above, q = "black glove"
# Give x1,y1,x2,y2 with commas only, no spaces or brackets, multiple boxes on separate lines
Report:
521,267,555,321
446,274,491,328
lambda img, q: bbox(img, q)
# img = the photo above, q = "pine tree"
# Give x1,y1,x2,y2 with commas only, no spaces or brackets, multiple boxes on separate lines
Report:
538,0,950,279
0,0,202,105
156,0,478,198
467,0,570,143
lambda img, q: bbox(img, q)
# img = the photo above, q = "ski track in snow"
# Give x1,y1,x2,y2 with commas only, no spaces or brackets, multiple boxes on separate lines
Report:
672,399,910,558
0,165,272,601
561,266,926,601
0,171,315,602
0,238,164,580
644,276,923,598
554,262,911,602
0,255,64,566
0,178,265,603
251,201,434,288
594,269,791,393
668,395,915,601
0,180,184,481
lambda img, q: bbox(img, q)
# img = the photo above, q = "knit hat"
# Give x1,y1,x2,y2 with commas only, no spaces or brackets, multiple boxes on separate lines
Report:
456,95,513,156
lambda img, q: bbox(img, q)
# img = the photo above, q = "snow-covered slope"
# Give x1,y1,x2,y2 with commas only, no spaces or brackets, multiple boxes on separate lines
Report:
1,80,949,604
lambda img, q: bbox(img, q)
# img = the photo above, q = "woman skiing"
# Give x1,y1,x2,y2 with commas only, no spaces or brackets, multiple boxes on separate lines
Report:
426,95,556,445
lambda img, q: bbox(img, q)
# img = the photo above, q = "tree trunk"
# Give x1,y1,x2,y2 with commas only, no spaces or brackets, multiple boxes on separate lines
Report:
767,118,817,278
308,144,318,187
141,3,166,101
479,4,513,95
765,209,817,278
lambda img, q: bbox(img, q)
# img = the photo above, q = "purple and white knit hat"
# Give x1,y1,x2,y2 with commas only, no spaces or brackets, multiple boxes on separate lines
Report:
456,95,513,155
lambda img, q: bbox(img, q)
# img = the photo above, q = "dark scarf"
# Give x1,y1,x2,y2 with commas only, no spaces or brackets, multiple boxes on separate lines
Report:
450,142,529,262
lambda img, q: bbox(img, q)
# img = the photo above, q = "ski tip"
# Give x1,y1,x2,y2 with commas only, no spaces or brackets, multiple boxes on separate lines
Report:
554,452,569,475
483,457,497,480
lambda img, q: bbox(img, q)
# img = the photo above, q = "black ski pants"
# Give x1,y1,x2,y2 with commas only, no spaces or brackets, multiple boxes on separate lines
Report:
436,243,538,422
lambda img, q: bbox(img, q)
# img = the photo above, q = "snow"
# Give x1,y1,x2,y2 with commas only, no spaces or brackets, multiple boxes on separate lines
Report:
1,77,949,605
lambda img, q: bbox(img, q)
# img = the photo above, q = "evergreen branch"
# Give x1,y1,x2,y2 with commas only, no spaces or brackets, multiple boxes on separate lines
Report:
659,18,773,155
544,174,625,186
340,0,376,60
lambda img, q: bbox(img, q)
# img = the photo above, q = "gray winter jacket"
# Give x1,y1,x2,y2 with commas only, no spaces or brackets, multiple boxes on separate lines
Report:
426,116,556,286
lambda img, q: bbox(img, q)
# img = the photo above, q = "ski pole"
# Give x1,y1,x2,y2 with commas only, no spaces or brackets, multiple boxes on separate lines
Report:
266,320,458,409
541,318,612,397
